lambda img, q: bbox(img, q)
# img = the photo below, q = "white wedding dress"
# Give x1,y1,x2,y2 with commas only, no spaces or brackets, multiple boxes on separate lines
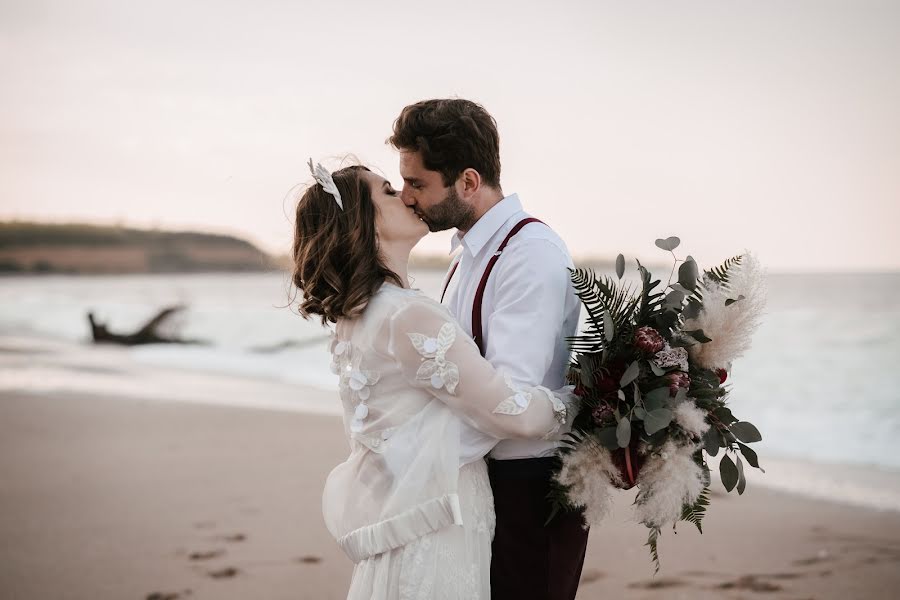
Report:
322,283,572,599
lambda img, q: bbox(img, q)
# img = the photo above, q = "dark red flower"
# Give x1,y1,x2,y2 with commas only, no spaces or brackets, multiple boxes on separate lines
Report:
634,326,665,355
591,405,614,426
594,359,627,393
666,372,691,396
573,383,587,398
716,368,728,384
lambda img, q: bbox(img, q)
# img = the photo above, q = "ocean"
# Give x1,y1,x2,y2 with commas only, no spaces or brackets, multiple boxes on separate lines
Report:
1,269,899,510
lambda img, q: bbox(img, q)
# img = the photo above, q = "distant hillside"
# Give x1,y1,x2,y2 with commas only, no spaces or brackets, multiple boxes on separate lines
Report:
0,222,276,274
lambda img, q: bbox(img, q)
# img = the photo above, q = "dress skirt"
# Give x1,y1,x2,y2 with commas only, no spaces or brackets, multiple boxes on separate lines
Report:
346,459,496,599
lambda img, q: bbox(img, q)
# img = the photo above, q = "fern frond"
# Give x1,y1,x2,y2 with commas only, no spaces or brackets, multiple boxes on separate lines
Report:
680,486,710,534
645,527,661,573
570,268,612,351
569,268,640,352
635,260,665,324
704,255,744,291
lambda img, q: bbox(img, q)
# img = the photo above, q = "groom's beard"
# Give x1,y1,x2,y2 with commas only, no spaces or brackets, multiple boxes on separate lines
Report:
420,186,476,232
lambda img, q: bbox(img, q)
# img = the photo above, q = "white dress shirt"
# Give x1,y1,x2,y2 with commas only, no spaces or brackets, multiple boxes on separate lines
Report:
444,193,581,460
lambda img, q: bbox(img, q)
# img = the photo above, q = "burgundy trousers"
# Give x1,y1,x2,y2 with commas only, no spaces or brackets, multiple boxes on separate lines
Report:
488,457,590,600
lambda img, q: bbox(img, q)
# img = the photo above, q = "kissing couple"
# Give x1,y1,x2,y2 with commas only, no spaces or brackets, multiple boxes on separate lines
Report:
292,98,589,599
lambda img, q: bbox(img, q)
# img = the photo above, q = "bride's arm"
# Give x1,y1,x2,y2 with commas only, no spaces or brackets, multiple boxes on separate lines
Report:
385,298,576,440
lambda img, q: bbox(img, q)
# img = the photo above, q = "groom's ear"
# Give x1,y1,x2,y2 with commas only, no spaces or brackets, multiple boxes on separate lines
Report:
459,168,481,200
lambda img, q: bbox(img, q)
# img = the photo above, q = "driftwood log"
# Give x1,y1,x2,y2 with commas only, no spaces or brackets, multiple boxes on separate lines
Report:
87,305,202,345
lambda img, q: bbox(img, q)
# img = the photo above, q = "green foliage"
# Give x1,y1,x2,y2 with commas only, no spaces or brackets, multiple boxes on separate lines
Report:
616,417,632,448
646,527,661,573
635,260,666,325
643,408,673,435
704,254,744,291
730,421,763,443
678,258,699,291
720,454,739,492
654,236,680,251
568,268,639,354
737,442,764,471
680,486,710,534
544,472,578,526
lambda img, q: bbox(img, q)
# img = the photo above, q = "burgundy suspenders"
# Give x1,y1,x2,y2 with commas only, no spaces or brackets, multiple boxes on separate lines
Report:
440,217,544,355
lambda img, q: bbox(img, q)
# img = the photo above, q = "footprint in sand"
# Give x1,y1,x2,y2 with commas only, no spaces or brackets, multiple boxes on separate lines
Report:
188,549,226,561
715,574,782,592
208,567,240,579
296,555,323,564
629,577,687,590
146,590,192,600
217,533,247,543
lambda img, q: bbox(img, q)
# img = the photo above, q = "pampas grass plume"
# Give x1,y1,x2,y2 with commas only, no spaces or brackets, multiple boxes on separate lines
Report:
685,253,767,370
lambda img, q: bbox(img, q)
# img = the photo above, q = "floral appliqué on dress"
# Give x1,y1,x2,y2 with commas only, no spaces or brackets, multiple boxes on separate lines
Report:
493,374,569,433
330,336,380,434
408,323,460,394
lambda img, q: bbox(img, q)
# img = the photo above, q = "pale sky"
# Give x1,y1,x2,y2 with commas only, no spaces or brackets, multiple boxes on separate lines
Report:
1,0,898,272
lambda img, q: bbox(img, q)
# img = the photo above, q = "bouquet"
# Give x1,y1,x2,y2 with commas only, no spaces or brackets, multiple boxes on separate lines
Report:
551,236,767,570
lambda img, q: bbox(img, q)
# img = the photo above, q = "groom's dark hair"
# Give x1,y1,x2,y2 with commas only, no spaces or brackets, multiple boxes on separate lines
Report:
389,98,502,189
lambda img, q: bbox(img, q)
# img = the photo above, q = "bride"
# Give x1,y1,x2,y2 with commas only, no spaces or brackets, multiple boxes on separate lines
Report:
291,161,576,599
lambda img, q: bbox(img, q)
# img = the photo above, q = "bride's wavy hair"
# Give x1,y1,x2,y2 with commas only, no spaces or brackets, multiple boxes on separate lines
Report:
291,164,403,324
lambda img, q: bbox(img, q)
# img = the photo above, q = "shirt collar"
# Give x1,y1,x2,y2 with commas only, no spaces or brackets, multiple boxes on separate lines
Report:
450,193,523,257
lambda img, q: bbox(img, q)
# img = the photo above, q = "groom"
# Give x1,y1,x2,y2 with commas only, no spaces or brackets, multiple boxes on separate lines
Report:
390,99,588,600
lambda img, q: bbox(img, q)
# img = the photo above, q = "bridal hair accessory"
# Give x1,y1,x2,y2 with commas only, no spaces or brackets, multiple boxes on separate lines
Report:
307,158,343,210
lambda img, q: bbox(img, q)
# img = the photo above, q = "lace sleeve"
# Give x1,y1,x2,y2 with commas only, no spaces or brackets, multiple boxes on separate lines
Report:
386,298,576,440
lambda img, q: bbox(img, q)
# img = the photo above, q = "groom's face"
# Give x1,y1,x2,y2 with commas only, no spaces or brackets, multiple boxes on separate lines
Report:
399,151,474,232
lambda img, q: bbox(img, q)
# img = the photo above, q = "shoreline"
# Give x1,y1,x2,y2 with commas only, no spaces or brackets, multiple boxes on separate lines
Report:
3,333,900,516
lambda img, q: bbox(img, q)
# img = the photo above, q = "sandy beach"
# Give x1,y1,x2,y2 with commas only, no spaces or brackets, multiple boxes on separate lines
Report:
2,373,900,600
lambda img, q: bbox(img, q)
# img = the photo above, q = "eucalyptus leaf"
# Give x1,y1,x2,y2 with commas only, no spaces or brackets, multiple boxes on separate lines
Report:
736,454,747,495
615,254,625,279
620,361,640,387
664,290,685,309
725,294,746,307
670,283,690,295
703,427,720,456
578,354,593,388
713,406,736,424
616,417,632,448
730,421,762,443
643,408,673,435
597,427,619,450
644,387,670,411
678,259,699,291
737,442,764,472
684,329,712,343
644,387,669,410
648,361,666,376
633,406,647,420
683,298,702,320
617,389,626,401
654,236,681,251
603,308,615,343
670,336,695,348
719,454,739,492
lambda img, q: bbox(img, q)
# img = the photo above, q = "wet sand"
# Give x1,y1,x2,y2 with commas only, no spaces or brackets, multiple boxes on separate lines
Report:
2,387,900,599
